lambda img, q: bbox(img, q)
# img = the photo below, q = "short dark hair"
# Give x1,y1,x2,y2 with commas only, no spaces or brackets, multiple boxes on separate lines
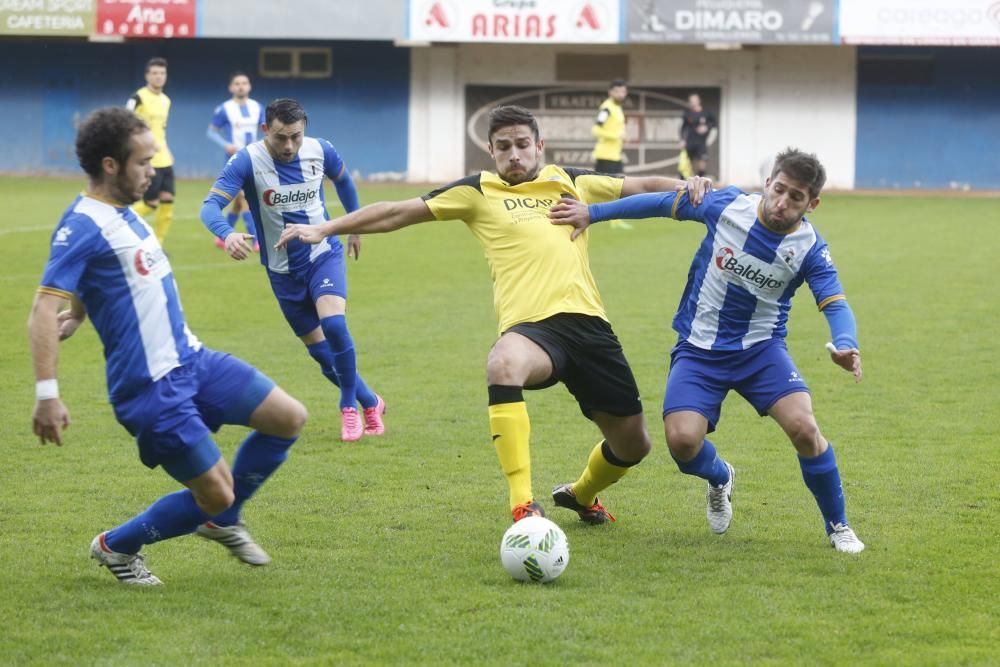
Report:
145,57,167,72
76,107,149,179
266,98,308,127
609,78,627,89
771,148,827,199
487,105,539,143
229,70,249,84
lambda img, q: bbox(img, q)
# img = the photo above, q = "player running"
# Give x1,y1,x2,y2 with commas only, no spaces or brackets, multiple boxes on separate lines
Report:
200,98,385,442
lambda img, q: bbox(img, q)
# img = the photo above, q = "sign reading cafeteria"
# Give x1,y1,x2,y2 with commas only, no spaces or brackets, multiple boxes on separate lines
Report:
1,0,94,36
96,0,195,38
409,0,619,43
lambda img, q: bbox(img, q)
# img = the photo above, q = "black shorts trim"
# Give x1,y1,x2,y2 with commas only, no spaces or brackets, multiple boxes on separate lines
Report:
594,159,624,175
143,166,176,201
505,313,642,419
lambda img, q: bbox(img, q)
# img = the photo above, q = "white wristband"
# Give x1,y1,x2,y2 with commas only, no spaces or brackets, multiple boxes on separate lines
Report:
36,379,59,401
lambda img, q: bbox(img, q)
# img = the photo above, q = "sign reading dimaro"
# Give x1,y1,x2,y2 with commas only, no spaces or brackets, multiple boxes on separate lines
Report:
464,85,720,176
625,0,835,44
840,0,1000,45
409,0,619,43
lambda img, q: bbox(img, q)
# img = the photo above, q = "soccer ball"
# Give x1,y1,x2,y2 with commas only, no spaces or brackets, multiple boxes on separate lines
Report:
500,516,569,583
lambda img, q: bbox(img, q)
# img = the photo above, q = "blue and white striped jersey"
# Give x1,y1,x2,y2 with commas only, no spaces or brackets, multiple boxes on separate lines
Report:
210,98,261,149
591,186,845,351
205,137,348,275
38,195,202,403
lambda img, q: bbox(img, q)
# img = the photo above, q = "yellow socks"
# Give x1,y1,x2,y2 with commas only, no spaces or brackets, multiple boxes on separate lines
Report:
153,201,174,244
572,440,634,507
132,200,154,219
488,385,532,510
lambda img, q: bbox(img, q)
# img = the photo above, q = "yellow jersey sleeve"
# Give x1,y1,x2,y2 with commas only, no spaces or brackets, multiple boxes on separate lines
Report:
563,169,624,204
422,174,485,222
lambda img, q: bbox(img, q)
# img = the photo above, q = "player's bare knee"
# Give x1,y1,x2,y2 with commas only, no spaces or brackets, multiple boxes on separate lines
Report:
785,414,820,449
664,422,701,457
271,397,307,438
486,351,518,385
195,484,235,516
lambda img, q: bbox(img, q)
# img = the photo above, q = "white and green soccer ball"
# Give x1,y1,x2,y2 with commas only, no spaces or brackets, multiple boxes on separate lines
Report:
500,516,569,583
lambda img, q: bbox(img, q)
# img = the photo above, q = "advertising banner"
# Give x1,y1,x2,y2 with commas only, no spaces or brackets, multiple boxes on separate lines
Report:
840,0,1000,45
465,85,721,176
625,0,835,44
95,0,195,38
1,0,94,36
409,0,619,44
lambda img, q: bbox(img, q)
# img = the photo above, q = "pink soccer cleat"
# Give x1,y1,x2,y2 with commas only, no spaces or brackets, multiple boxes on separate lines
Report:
363,394,386,436
341,406,363,442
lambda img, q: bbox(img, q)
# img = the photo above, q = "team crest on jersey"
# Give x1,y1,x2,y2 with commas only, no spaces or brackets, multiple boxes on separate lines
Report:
821,248,834,266
53,226,73,246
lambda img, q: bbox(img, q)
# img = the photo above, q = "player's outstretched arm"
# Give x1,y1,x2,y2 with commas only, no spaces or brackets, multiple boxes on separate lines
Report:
276,197,434,249
28,292,72,445
622,174,712,203
821,300,863,383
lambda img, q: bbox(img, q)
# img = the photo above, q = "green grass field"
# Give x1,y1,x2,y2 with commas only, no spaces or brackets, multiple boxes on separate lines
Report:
1,176,997,665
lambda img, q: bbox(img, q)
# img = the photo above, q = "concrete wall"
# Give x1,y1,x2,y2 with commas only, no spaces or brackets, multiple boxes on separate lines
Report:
408,43,857,188
0,39,409,179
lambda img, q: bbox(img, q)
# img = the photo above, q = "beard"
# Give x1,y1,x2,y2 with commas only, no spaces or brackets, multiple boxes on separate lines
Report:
500,163,540,185
114,172,148,205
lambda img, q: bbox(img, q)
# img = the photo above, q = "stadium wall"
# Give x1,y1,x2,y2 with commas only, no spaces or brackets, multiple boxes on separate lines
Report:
855,46,1000,190
408,43,857,189
0,39,409,179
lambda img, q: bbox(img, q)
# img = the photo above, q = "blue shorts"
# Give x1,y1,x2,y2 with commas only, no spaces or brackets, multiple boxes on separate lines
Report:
112,348,276,481
662,338,808,432
267,246,347,337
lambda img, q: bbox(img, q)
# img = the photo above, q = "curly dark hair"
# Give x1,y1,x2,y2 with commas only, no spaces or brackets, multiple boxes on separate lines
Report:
771,148,827,199
487,105,539,143
75,107,149,179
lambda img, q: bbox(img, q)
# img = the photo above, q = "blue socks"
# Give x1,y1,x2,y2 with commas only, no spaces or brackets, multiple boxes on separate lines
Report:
672,439,731,487
211,432,296,526
241,211,256,238
305,339,376,407
104,490,209,555
799,444,848,534
317,315,376,409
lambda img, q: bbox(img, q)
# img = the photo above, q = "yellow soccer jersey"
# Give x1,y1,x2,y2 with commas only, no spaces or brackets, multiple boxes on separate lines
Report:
423,164,624,333
127,87,173,168
591,97,625,162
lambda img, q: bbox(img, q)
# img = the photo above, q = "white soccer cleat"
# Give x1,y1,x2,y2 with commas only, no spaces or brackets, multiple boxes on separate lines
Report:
90,532,163,586
829,523,865,553
706,462,735,534
196,521,272,566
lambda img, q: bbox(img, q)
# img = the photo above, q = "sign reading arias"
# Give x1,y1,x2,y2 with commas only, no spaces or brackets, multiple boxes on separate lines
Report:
408,0,619,43
1,0,94,36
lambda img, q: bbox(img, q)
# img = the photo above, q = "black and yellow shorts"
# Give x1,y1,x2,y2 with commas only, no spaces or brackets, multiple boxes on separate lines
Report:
506,313,642,419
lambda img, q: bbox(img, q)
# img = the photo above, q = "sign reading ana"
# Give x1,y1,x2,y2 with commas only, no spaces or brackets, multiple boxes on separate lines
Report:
625,0,835,44
1,0,94,36
409,0,619,43
96,0,195,38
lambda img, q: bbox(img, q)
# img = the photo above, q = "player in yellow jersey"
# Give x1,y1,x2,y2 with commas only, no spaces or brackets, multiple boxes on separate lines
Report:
592,79,632,230
276,106,708,525
126,57,175,245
